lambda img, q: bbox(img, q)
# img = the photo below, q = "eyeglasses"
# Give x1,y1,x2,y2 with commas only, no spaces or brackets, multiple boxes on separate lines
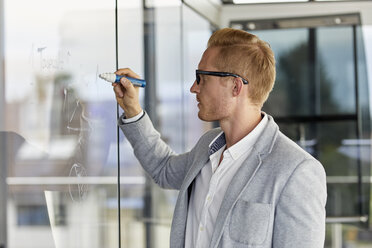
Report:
196,70,249,85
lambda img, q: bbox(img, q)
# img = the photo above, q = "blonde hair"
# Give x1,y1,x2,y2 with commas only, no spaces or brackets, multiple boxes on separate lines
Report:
208,28,276,106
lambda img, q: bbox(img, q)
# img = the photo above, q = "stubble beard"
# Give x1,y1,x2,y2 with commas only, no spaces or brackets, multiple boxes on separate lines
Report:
197,104,221,122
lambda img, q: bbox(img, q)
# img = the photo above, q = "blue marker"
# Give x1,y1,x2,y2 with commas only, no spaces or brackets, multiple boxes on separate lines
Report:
99,72,146,87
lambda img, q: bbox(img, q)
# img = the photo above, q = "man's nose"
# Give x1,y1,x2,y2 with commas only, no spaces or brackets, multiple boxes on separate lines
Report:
190,80,199,94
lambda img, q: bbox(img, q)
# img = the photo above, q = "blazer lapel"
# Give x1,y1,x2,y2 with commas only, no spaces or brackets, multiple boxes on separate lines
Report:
209,150,262,248
170,145,211,248
209,115,279,248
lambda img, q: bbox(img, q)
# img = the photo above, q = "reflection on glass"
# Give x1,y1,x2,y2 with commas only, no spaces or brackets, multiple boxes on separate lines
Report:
4,0,118,247
115,2,212,247
156,2,183,153
317,26,355,114
182,6,213,150
116,1,148,248
327,184,360,217
256,27,357,117
279,121,360,175
254,29,311,116
151,4,184,248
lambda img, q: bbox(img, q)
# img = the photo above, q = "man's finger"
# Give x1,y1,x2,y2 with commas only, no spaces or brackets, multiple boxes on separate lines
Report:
113,84,124,98
120,77,136,94
115,68,140,79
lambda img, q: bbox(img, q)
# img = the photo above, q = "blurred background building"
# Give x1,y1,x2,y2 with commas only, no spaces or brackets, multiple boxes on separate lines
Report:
0,0,372,247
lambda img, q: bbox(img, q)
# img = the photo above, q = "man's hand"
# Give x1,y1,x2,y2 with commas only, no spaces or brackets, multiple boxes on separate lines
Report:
112,68,143,118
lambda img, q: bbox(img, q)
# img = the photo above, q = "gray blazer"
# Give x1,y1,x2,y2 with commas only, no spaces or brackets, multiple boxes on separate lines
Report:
119,113,327,248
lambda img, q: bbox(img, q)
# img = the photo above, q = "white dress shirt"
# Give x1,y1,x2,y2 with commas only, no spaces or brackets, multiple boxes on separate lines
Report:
185,114,268,248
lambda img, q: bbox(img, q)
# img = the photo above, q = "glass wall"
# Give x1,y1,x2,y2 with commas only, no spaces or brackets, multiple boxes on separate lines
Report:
117,1,145,247
3,0,119,247
0,0,213,247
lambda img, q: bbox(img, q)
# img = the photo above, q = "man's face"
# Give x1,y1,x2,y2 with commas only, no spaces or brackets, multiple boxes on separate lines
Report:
190,47,234,122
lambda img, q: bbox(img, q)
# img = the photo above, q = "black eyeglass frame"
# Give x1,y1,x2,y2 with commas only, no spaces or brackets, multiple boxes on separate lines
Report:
196,70,249,85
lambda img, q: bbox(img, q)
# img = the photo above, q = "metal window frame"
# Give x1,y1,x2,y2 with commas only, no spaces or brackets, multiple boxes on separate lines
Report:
230,12,361,30
0,0,6,246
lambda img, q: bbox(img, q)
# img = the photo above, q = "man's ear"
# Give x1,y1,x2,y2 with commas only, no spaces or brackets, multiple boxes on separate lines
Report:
232,77,243,97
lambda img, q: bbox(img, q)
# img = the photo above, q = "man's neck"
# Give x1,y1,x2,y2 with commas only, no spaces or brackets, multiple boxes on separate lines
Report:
219,107,262,149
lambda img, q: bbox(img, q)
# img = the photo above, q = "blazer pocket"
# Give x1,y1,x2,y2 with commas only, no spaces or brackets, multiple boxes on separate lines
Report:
229,201,271,245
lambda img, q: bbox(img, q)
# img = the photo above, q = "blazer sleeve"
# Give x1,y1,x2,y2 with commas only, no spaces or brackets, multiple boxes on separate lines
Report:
118,112,192,190
273,159,327,248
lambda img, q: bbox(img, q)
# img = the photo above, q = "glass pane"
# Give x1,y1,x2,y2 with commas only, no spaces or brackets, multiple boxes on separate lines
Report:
316,26,355,114
256,26,357,117
253,29,312,116
115,2,212,247
279,121,358,172
355,26,371,224
278,120,369,217
3,0,118,247
182,6,213,150
327,183,360,217
156,3,183,153
116,1,147,248
154,4,184,247
325,223,372,247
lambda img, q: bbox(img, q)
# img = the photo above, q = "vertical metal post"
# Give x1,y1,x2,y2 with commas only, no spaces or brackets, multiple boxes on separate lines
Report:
115,0,122,247
0,136,7,248
331,223,343,248
0,0,4,130
180,4,185,152
352,25,364,219
308,28,319,158
308,28,320,115
0,136,6,248
143,6,158,127
143,1,157,247
0,1,7,247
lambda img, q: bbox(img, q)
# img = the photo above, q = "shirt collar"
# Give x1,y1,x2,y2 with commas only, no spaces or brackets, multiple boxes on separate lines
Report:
228,113,268,160
208,113,268,160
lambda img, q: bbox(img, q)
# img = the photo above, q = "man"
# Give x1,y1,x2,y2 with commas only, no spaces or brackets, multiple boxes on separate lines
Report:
113,28,327,248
